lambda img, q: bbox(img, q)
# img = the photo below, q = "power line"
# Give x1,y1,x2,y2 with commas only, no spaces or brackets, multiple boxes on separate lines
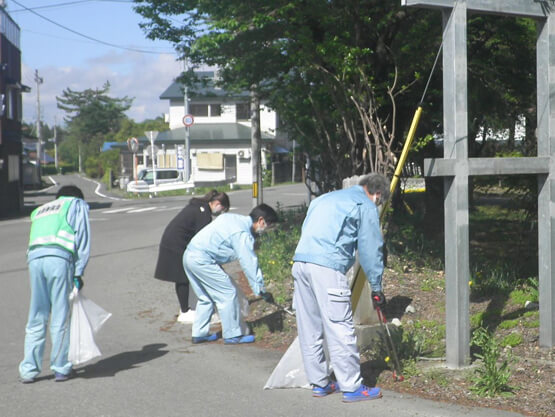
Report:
9,1,134,14
11,0,175,55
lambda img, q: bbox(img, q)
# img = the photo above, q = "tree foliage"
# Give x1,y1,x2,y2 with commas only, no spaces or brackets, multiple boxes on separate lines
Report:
135,0,433,192
135,1,539,195
56,81,133,171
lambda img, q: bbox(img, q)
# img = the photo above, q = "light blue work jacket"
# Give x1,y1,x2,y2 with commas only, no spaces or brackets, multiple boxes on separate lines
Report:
27,198,91,277
186,213,265,295
293,185,384,291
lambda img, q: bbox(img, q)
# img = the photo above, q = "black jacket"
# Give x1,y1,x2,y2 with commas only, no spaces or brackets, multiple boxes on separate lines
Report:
154,198,212,283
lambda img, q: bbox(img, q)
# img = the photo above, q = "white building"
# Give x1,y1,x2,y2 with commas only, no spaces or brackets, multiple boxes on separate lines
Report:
133,71,288,186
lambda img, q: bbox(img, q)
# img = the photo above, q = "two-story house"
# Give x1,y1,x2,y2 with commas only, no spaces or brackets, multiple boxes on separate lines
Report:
121,71,289,187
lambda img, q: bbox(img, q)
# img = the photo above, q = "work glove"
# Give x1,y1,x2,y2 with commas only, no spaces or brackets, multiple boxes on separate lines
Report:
371,291,386,308
260,291,275,304
73,276,84,291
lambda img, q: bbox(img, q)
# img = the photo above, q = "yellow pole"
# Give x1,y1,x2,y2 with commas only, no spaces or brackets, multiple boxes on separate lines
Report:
351,106,423,311
380,105,423,222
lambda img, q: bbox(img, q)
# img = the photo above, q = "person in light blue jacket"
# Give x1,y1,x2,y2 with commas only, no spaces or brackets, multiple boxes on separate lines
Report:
184,204,278,344
19,185,91,383
292,173,389,402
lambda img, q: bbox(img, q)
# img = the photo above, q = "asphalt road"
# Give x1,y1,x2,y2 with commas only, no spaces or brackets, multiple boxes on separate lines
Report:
0,174,524,417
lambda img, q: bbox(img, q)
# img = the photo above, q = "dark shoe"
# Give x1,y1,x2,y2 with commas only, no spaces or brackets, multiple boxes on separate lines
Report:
223,335,255,344
192,333,220,344
54,372,71,382
342,385,382,402
312,381,340,397
20,377,35,384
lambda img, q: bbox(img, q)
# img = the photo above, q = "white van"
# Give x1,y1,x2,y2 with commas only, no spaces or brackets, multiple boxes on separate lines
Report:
127,168,182,192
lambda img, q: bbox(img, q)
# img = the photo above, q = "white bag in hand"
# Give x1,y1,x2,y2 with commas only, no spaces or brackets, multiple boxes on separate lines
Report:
68,288,112,365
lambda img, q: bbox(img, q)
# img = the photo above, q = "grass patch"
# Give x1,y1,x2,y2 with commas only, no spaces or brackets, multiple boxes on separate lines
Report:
500,333,523,348
498,319,519,330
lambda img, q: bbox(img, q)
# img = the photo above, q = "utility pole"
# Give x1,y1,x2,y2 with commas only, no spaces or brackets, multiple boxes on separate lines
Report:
53,116,58,171
250,87,262,207
182,59,191,182
34,69,43,178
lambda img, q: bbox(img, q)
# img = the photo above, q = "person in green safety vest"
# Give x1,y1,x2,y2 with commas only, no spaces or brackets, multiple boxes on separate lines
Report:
19,185,91,383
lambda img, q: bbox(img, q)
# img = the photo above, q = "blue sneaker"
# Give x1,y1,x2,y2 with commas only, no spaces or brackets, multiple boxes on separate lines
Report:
342,385,382,402
54,372,71,382
192,333,220,344
223,335,255,344
312,381,340,397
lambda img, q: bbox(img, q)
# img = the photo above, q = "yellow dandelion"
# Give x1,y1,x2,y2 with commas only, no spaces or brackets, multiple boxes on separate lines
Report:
469,280,473,287
385,356,390,363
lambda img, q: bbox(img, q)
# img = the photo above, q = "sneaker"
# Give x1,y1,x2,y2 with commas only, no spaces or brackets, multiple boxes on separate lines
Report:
54,372,71,382
20,377,35,384
223,335,255,344
342,385,382,403
177,309,195,324
192,333,220,344
312,381,340,397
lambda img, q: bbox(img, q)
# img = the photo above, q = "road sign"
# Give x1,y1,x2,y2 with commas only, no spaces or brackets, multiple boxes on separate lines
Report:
183,114,194,127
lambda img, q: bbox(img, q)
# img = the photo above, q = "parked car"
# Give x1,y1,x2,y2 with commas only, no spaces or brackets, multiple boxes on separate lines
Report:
126,168,182,192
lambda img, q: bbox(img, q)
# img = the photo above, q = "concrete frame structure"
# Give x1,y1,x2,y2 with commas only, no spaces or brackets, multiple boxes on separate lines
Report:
402,0,554,367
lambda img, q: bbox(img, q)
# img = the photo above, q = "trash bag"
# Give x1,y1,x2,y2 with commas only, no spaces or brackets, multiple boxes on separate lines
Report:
264,337,310,389
68,288,112,365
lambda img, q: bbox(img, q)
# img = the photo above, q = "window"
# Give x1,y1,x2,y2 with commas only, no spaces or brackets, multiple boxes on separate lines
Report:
210,104,221,117
190,104,208,117
236,103,250,120
190,103,221,117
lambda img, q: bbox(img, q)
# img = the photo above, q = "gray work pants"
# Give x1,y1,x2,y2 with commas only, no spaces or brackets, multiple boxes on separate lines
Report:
292,261,362,392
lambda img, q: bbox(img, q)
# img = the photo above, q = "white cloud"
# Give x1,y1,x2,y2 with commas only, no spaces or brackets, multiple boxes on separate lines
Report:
22,51,182,126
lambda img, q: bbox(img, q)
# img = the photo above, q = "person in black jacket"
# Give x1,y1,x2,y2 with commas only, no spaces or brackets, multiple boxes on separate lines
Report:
154,190,230,323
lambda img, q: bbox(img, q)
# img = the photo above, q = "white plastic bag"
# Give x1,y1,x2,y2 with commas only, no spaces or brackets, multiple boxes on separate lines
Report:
264,337,310,389
68,288,112,365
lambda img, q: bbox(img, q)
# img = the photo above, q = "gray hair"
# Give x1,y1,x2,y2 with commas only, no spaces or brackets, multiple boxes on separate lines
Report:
358,173,390,201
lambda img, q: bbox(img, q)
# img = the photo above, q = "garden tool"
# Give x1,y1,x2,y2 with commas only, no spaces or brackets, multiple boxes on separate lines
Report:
373,296,404,382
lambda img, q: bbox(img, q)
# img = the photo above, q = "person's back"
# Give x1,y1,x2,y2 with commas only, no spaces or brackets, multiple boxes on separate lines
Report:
187,212,253,264
19,185,90,384
294,185,379,274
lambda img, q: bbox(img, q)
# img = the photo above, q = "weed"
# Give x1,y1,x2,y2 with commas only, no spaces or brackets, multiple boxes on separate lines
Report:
522,320,539,328
425,369,450,387
470,326,514,397
509,289,529,306
501,333,523,348
498,319,519,330
522,310,539,319
253,323,270,340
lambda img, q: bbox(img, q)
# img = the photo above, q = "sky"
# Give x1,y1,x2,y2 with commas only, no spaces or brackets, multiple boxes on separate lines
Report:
6,0,183,127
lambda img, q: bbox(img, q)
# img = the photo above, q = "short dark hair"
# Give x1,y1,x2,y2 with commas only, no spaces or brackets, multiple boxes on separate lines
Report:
249,203,278,225
56,185,84,200
359,173,390,201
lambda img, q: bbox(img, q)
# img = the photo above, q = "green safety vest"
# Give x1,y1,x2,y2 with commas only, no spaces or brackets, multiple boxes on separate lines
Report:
28,197,77,254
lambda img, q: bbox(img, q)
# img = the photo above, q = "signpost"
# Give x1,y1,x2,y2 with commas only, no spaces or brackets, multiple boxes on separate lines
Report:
127,137,139,184
145,131,159,188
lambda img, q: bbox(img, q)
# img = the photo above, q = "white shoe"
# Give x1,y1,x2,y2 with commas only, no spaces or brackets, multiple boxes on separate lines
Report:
177,309,195,324
210,312,221,324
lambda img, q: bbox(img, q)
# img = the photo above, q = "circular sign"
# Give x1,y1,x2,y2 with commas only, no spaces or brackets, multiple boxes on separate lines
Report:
182,114,194,127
